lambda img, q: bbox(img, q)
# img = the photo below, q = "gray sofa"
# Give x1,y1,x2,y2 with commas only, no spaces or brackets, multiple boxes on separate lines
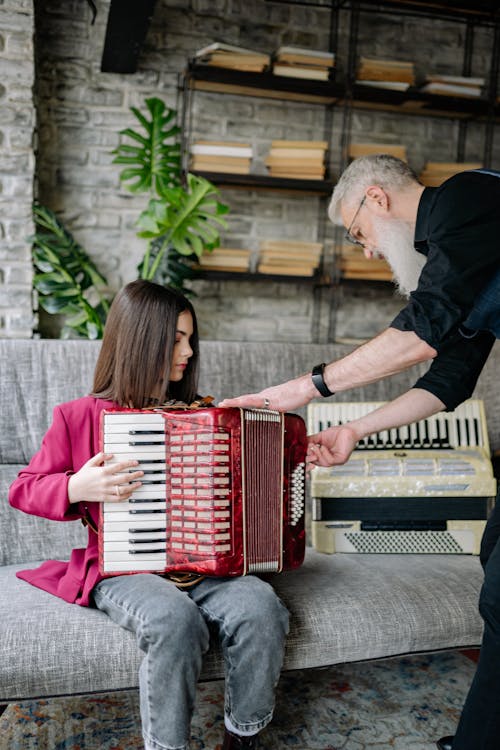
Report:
2,337,499,708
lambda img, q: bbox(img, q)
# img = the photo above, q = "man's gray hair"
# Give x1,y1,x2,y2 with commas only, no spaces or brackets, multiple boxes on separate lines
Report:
328,154,420,225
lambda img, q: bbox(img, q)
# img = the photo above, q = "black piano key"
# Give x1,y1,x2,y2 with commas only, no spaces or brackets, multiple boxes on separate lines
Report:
394,428,403,448
129,527,166,533
403,425,413,447
129,508,165,514
465,419,471,446
423,420,431,447
129,440,164,446
444,421,450,448
129,548,166,554
474,418,480,445
129,429,164,435
456,418,462,446
128,497,164,504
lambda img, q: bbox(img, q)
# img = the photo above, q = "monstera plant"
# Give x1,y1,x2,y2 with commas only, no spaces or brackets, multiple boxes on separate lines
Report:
31,204,112,339
112,97,229,291
31,98,226,338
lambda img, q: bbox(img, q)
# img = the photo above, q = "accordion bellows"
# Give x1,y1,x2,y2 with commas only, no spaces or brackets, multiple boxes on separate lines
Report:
99,407,307,576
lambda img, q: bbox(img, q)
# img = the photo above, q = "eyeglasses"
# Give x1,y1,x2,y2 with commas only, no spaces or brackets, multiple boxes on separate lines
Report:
344,195,366,247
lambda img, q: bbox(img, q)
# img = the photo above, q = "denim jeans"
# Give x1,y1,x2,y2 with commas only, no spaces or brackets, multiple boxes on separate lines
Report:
462,268,500,338
92,573,289,750
451,495,500,750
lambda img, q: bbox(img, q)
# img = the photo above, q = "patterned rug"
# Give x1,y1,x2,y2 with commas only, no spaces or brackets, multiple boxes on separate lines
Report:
0,650,477,750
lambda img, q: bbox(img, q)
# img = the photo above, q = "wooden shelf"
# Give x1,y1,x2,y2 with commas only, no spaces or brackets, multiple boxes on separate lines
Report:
189,170,335,195
353,0,500,25
186,64,498,121
193,269,330,284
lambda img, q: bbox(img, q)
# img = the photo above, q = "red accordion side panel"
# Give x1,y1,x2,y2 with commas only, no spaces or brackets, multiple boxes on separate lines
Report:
98,407,306,577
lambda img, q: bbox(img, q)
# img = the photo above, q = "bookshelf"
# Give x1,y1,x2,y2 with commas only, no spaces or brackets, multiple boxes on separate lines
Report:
179,0,500,340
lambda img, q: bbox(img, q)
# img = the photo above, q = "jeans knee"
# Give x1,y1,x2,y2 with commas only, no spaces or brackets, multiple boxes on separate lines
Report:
234,580,289,642
139,596,209,652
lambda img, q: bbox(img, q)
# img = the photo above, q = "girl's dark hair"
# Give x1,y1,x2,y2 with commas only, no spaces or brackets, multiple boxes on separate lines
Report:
92,279,199,407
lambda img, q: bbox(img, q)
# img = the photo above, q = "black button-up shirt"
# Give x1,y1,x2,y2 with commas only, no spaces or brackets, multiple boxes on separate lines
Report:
390,170,500,410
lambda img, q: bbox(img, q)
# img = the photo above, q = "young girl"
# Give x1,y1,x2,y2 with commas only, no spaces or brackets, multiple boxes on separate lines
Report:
9,279,289,750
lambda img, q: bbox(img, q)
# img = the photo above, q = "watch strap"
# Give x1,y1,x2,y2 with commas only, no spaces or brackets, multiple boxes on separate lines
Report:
311,362,335,398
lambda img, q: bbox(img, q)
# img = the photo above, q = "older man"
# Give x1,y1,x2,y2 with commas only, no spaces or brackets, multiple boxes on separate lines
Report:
220,154,500,750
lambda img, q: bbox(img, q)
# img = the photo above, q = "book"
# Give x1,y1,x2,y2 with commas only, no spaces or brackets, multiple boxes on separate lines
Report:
418,161,482,186
357,56,415,85
194,42,270,62
257,263,316,276
274,46,335,67
338,245,392,281
191,162,251,175
272,64,330,81
348,143,408,161
197,247,251,272
191,155,252,167
424,74,485,86
420,82,482,97
265,147,328,159
356,80,411,91
270,140,328,150
190,143,253,157
193,42,270,72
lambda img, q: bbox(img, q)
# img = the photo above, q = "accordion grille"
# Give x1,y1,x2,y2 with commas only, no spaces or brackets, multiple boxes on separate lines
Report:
243,410,283,573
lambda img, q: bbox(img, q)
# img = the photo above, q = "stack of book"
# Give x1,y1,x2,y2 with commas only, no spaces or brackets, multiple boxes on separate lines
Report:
190,140,253,174
193,42,270,72
338,245,392,282
420,74,485,98
257,239,322,277
272,45,335,81
418,161,482,186
196,247,252,273
264,140,328,180
348,143,408,161
356,56,415,91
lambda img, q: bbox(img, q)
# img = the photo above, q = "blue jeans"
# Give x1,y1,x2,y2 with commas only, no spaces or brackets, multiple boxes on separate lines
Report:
92,573,289,750
462,268,500,338
451,495,500,750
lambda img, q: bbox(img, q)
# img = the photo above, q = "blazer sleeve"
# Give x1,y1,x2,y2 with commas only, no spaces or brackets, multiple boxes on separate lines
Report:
9,403,84,522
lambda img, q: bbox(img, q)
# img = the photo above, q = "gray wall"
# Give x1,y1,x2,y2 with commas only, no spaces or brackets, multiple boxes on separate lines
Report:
0,0,498,341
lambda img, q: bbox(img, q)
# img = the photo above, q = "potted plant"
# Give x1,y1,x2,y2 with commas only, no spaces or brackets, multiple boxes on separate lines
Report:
112,96,229,292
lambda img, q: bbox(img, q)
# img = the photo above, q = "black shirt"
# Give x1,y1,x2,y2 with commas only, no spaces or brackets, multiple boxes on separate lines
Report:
390,170,500,410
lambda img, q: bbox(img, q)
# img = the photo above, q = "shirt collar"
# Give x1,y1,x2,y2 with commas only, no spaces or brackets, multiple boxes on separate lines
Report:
414,187,437,250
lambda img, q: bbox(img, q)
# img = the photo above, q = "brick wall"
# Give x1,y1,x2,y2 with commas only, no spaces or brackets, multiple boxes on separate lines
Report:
0,0,498,340
0,0,36,337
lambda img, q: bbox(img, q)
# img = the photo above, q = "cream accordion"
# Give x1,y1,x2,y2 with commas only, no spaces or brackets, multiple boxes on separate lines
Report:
99,407,307,576
308,399,497,555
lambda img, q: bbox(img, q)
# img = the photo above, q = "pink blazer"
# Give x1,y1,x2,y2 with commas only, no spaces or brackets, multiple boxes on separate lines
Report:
9,395,117,607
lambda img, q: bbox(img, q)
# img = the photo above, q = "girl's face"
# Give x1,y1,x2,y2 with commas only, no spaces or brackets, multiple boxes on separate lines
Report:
168,310,194,383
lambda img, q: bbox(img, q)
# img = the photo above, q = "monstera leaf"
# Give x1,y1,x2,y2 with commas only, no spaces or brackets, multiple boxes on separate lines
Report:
112,97,181,195
31,204,111,339
113,98,230,293
136,174,229,282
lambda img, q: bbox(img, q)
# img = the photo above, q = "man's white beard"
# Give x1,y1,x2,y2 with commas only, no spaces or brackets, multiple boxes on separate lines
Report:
371,215,426,298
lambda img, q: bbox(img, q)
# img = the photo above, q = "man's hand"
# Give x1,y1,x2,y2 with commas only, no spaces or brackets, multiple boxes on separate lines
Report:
306,425,359,470
219,374,314,412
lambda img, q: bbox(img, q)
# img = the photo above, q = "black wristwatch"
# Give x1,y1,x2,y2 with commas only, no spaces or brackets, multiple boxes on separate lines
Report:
311,363,335,398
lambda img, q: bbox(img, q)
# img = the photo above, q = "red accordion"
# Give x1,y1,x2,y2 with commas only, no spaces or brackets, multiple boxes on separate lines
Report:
99,407,307,577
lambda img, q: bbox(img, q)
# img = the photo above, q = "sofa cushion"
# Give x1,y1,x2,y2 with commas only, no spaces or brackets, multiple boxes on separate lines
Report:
1,549,484,703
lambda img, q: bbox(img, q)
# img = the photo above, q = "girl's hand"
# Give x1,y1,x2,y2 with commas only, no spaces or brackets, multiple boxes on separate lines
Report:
68,451,144,504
